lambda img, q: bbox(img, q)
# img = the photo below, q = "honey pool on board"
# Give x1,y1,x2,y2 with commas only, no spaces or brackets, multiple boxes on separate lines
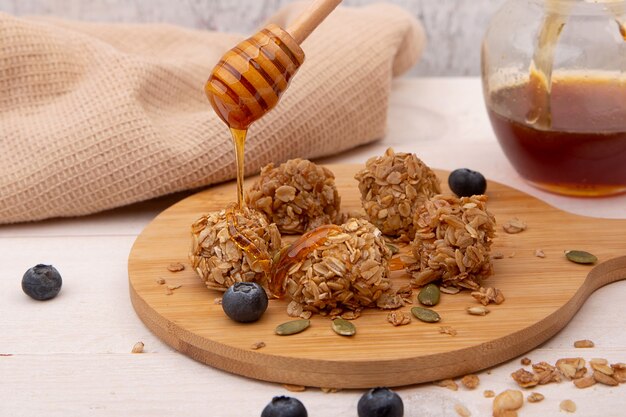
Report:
487,75,626,196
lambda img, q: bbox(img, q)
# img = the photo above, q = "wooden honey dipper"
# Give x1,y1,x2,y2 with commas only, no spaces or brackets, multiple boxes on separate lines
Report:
205,0,343,130
204,0,342,210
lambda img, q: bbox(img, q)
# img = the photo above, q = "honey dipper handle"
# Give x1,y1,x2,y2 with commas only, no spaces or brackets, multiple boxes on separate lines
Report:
287,0,343,44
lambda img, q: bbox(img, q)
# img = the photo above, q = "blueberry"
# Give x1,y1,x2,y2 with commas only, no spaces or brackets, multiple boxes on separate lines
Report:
358,387,404,417
21,264,63,301
448,168,487,197
222,282,268,323
261,396,307,417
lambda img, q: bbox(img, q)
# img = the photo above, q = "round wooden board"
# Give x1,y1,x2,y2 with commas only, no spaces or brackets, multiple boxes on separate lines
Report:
128,165,626,388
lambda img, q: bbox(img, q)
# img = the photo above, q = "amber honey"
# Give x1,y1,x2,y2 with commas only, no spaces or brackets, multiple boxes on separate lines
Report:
487,75,626,196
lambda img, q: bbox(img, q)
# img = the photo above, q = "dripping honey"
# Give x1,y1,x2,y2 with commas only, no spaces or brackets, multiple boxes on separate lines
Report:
487,75,626,196
269,225,342,297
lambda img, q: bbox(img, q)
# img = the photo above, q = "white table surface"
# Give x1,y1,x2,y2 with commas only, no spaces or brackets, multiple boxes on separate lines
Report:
2,77,625,417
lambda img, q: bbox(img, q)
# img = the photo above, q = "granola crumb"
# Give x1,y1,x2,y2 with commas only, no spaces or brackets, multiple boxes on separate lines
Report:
155,278,166,285
507,252,516,258
483,390,495,398
435,379,459,391
167,262,185,272
250,341,266,350
213,297,222,305
455,403,471,417
167,284,182,290
503,218,527,234
471,287,505,306
131,341,144,353
321,387,341,393
165,287,174,295
534,249,545,258
573,339,594,348
511,368,539,388
521,357,531,366
283,384,306,392
439,326,458,336
526,392,544,403
387,311,412,326
491,252,505,260
560,399,576,413
461,374,480,390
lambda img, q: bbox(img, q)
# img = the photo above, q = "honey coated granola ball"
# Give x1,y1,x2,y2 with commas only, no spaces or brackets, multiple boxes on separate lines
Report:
246,159,341,234
272,218,393,316
408,194,496,290
189,206,281,291
354,148,441,240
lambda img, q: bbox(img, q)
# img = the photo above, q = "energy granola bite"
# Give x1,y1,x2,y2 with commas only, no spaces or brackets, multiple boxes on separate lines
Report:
246,159,341,234
271,218,393,316
190,206,281,291
354,147,441,240
408,194,496,290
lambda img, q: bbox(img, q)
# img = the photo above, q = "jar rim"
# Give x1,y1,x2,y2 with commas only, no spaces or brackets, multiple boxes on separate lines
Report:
529,0,626,16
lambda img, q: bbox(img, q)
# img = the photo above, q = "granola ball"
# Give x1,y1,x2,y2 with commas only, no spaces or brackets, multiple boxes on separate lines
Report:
354,148,441,240
276,218,393,315
408,194,496,290
189,206,281,291
246,159,341,234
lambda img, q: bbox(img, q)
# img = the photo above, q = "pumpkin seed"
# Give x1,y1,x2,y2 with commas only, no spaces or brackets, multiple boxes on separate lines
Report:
418,284,440,306
565,250,597,265
411,306,441,323
385,243,399,254
467,306,490,316
275,319,310,336
331,318,356,336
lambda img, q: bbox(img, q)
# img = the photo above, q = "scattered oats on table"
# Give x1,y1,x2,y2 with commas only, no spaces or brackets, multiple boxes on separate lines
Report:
189,206,281,291
526,392,544,403
560,399,577,413
246,159,341,234
573,339,595,348
511,368,539,388
532,361,561,384
278,218,393,316
354,147,440,240
435,379,459,391
534,249,545,258
556,357,587,380
131,341,144,353
461,374,480,389
492,389,523,416
408,194,496,290
155,278,166,285
521,357,531,366
454,403,471,417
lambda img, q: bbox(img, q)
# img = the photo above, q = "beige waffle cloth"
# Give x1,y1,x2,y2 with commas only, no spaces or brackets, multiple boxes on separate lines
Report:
0,3,425,224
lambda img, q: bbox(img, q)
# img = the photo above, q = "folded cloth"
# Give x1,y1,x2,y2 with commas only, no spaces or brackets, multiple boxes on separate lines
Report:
0,2,425,224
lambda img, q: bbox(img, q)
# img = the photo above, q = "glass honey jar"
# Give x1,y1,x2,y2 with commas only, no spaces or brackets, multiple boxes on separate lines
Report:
481,0,626,196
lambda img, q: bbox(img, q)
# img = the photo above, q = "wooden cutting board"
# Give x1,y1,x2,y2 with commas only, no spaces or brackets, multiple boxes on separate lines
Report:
128,165,626,388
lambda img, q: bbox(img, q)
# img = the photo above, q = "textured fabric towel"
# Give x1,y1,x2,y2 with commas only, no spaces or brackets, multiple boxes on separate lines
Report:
0,2,425,224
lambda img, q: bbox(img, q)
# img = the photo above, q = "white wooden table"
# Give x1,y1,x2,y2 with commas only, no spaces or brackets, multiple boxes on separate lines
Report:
2,77,625,417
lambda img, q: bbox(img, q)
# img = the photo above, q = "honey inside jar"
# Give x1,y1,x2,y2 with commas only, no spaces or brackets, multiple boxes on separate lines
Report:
487,74,626,196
